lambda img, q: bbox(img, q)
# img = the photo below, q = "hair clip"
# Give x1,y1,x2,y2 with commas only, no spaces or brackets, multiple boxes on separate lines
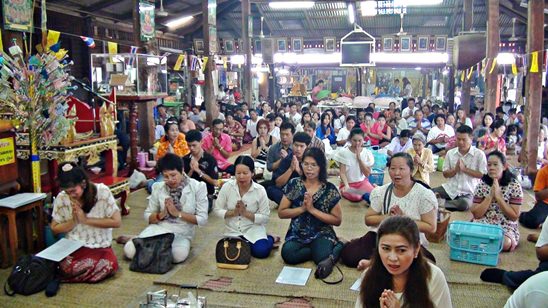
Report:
62,164,73,172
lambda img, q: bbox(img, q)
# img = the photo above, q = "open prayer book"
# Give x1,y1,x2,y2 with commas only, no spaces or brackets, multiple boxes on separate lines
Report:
275,266,312,286
37,238,84,262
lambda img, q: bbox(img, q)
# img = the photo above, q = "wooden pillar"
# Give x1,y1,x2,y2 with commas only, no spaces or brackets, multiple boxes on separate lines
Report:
448,66,455,113
269,65,277,102
132,0,141,48
242,0,253,104
484,0,500,114
203,0,218,127
460,0,473,113
524,0,545,176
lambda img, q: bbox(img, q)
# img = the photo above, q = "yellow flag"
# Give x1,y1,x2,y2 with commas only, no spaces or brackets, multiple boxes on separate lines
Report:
35,44,43,54
55,49,68,60
0,30,3,53
512,63,518,75
202,56,209,72
174,54,185,71
222,56,228,69
107,41,118,54
47,30,61,48
460,70,465,82
489,58,497,74
467,67,474,80
530,51,539,73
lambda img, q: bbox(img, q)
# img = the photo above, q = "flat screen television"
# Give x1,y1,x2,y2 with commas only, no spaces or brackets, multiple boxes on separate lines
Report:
341,42,373,66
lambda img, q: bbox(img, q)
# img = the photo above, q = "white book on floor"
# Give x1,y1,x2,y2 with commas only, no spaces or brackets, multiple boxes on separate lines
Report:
37,238,84,262
275,266,312,286
350,277,362,291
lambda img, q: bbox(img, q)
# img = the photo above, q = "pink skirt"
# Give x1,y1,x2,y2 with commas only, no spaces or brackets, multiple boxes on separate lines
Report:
340,178,375,202
59,246,118,283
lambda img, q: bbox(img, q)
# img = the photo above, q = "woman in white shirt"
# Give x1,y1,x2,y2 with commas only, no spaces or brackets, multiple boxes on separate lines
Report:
340,152,437,270
456,107,473,129
355,216,452,308
427,114,455,155
52,163,121,283
335,128,375,202
214,155,274,258
124,153,209,263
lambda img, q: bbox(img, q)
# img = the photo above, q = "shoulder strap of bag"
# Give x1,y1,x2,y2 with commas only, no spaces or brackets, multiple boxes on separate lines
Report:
4,281,15,296
383,184,393,215
321,264,344,285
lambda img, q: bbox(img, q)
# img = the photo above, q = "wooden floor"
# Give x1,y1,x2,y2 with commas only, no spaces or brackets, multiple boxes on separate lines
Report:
0,153,541,308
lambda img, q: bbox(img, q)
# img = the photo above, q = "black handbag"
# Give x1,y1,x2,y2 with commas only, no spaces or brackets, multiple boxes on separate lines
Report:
215,238,251,270
130,233,175,274
4,255,57,296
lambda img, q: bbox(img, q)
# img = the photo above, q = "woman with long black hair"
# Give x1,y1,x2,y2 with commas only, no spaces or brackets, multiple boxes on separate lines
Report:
355,216,452,308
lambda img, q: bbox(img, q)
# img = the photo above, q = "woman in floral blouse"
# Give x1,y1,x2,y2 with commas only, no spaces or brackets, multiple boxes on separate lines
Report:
471,151,522,251
278,148,344,267
51,162,121,282
478,119,507,155
224,113,245,151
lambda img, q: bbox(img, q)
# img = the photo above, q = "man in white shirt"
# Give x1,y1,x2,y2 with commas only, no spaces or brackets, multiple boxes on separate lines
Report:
504,272,548,308
401,97,418,119
336,116,356,146
386,129,412,157
433,125,487,211
481,217,548,291
288,102,302,127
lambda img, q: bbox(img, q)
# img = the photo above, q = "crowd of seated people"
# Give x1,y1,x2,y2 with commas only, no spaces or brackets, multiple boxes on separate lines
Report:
51,92,548,307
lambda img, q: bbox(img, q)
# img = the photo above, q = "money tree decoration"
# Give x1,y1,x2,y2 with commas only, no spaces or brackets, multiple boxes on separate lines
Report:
0,40,75,192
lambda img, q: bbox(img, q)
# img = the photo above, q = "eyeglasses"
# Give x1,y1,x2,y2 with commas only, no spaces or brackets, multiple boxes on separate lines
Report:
302,162,319,169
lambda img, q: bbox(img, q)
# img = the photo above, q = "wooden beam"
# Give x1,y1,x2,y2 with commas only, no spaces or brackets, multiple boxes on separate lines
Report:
524,0,545,177
204,0,218,127
242,0,253,104
460,0,473,114
485,0,500,114
86,0,120,12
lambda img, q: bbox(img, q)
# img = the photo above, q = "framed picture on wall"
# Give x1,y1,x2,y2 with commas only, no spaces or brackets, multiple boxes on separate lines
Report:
418,36,429,51
292,37,303,53
383,37,393,51
435,36,447,51
400,36,411,52
276,38,287,52
194,39,204,54
224,39,235,53
324,37,336,52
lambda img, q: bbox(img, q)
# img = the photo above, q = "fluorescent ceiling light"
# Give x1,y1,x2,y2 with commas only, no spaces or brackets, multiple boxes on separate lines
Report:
361,1,377,16
348,3,355,24
394,0,442,6
269,1,315,9
497,52,515,65
165,16,194,29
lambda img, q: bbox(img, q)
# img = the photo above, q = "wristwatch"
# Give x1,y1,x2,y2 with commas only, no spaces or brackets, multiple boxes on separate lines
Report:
178,212,183,220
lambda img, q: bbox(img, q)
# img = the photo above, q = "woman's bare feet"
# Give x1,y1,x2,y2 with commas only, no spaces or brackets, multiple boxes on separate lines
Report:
357,259,370,271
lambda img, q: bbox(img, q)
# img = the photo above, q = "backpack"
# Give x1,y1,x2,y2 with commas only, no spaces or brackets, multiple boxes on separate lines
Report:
4,255,57,296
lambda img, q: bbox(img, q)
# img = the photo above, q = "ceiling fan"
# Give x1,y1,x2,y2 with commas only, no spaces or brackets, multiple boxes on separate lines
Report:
508,18,524,42
156,0,168,17
391,13,407,36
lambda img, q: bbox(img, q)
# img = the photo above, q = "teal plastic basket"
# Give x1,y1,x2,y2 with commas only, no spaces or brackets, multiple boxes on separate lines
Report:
371,150,388,170
447,221,504,266
368,168,385,186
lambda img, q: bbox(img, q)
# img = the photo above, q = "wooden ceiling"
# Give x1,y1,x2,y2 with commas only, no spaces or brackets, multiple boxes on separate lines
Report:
49,0,545,41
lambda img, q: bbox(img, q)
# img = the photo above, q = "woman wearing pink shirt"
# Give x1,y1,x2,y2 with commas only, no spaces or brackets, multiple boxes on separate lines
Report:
368,114,392,147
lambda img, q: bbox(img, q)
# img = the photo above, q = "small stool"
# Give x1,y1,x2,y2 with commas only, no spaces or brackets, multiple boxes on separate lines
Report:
0,193,47,268
92,176,130,215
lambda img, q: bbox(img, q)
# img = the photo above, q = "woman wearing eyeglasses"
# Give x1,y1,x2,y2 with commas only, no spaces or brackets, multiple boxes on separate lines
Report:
278,148,344,274
51,163,121,283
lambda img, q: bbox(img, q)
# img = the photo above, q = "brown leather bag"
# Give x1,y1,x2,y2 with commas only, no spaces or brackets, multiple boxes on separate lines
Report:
215,238,251,270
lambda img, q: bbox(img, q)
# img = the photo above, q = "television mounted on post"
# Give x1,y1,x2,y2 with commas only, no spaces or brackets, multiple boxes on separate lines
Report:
340,24,375,67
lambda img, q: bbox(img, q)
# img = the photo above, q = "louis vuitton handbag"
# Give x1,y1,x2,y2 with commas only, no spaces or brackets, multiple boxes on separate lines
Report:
215,238,251,270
